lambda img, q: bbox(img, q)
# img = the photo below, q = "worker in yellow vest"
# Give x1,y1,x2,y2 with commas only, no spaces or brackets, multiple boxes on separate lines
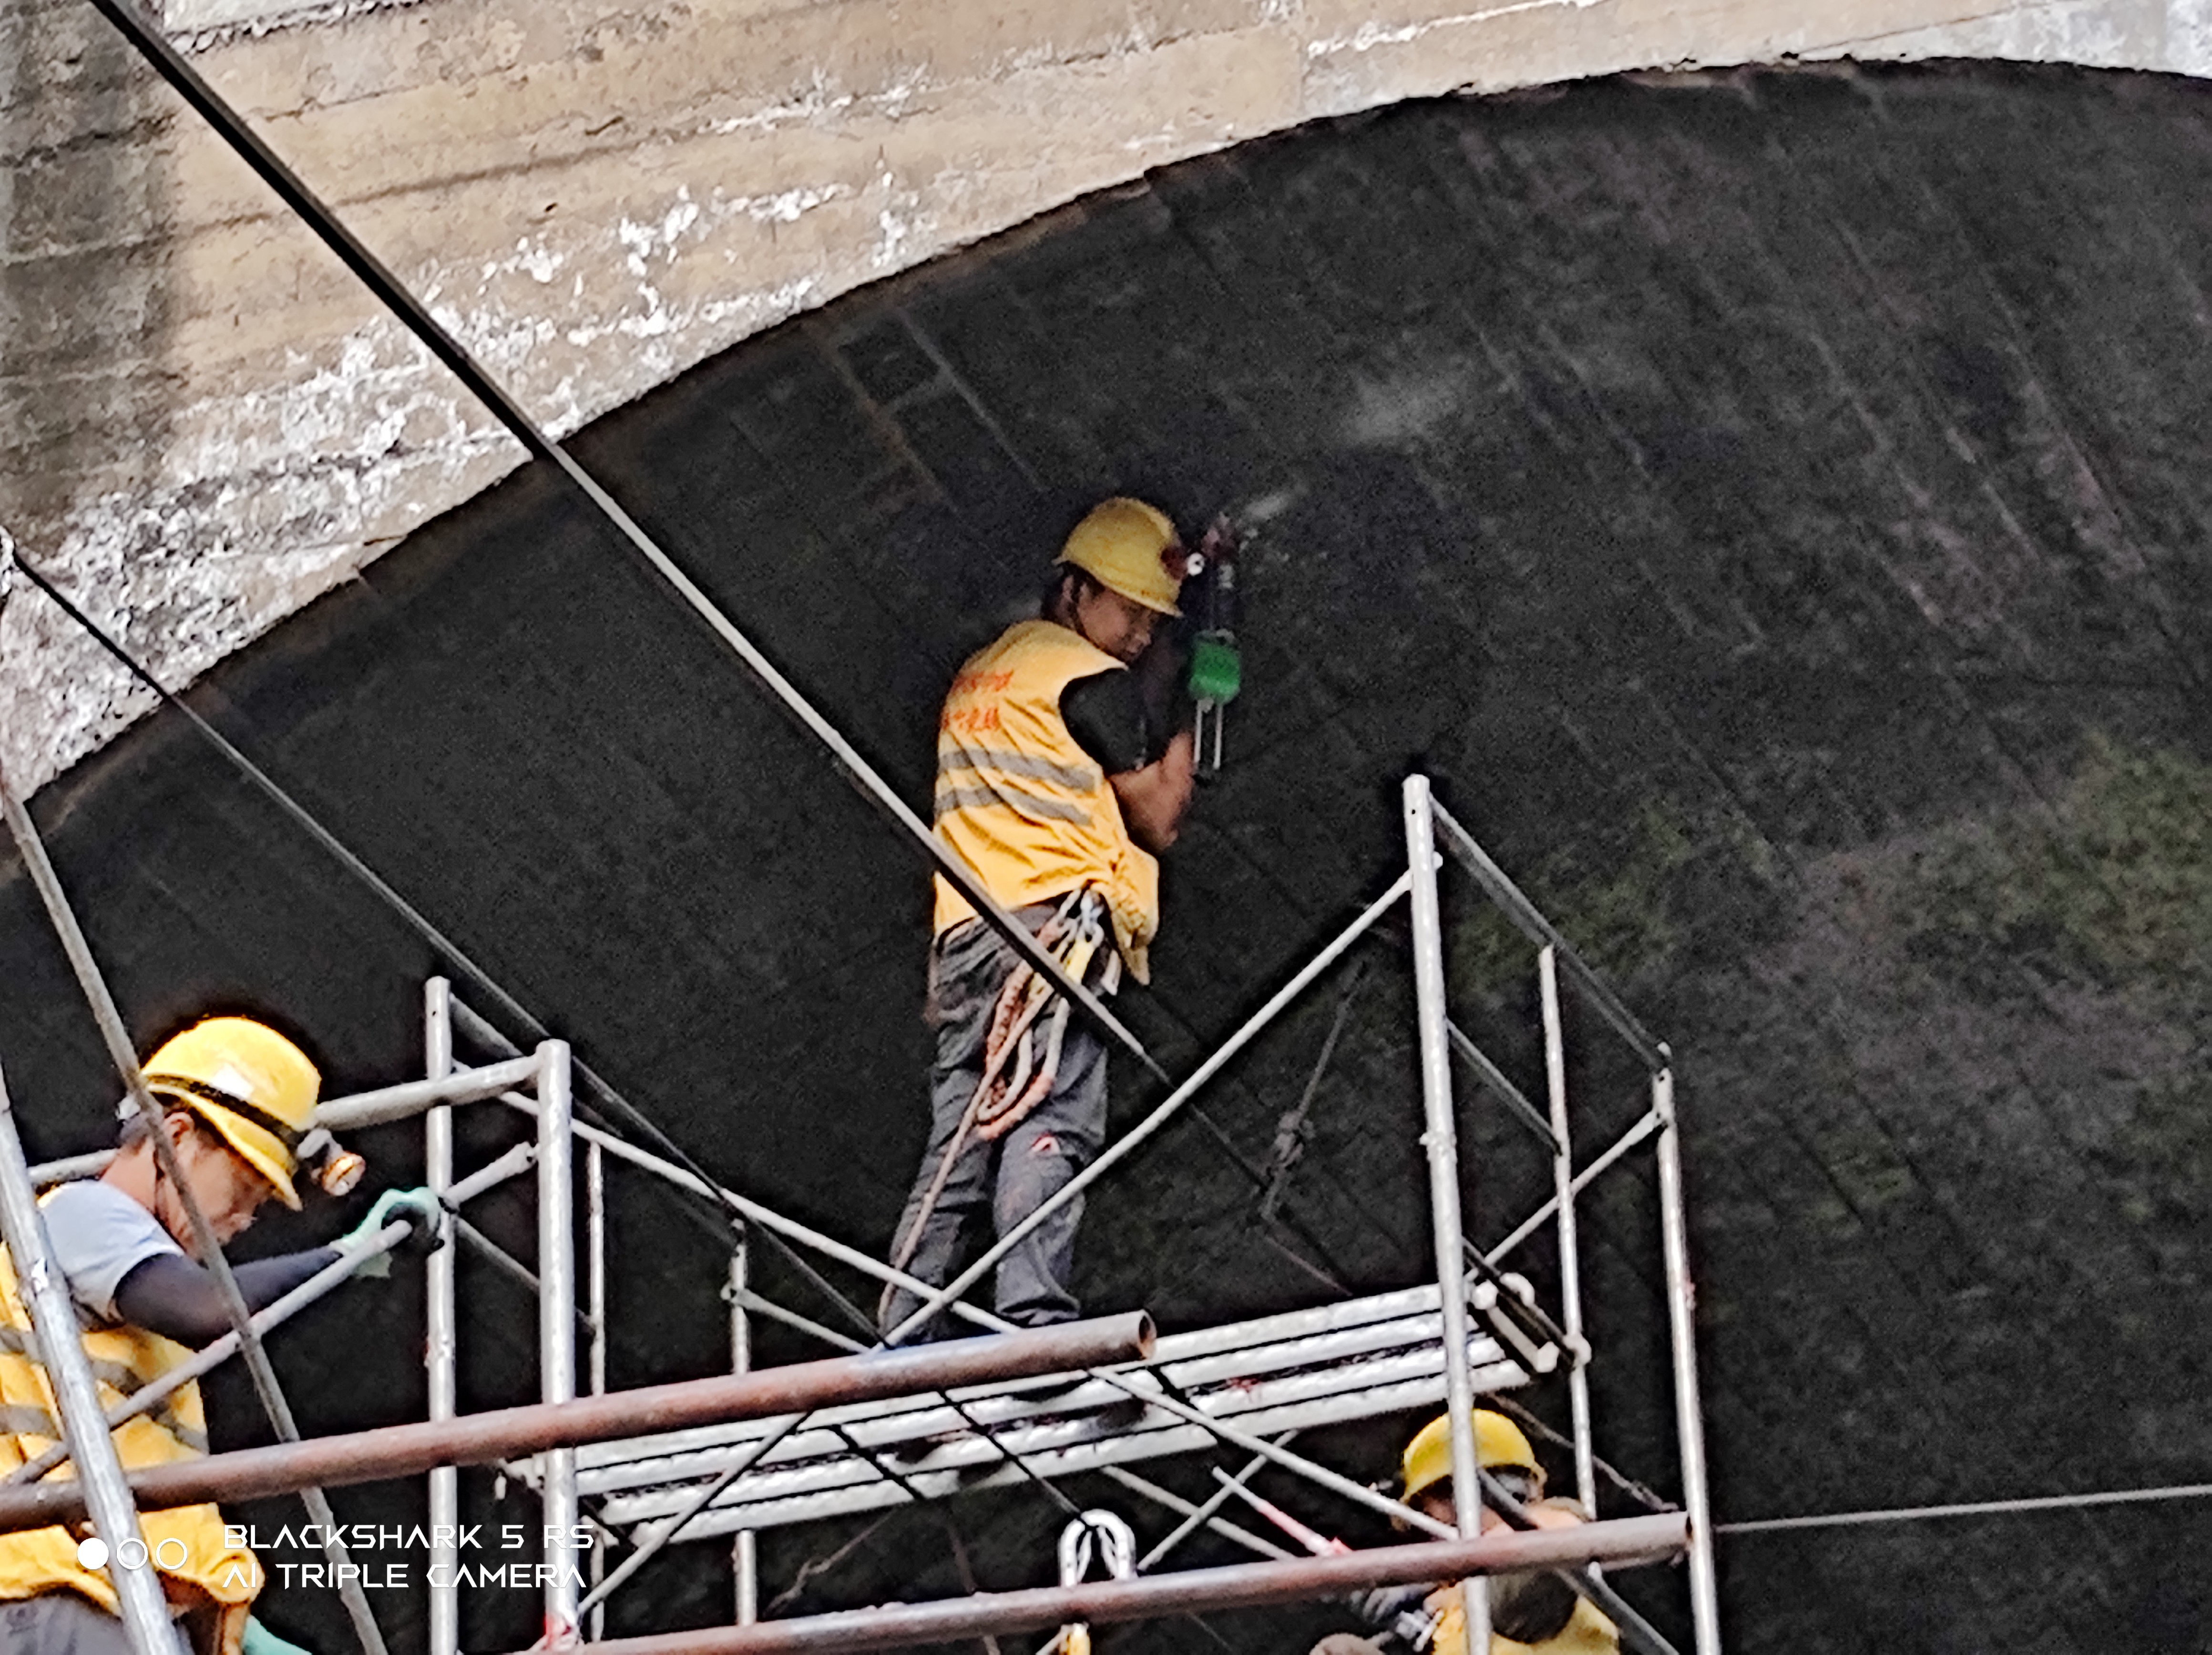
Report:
1311,1410,1618,1655
0,1016,438,1655
880,498,1198,1336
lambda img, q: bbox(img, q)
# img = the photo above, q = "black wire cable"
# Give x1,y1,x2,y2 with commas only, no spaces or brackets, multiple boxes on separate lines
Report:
74,0,1154,1086
29,0,1365,1319
17,552,859,1305
20,0,1679,1584
28,551,1673,1618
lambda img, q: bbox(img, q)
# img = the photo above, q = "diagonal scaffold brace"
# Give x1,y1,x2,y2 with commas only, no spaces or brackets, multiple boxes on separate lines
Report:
0,1055,178,1655
69,0,1151,1093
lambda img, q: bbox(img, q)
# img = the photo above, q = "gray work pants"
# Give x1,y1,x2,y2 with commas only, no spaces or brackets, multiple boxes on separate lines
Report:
878,906,1111,1338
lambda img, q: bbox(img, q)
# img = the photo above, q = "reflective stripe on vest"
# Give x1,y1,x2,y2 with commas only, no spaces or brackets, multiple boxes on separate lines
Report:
931,619,1162,981
0,1315,210,1452
938,748,1102,794
934,783,1095,827
0,1210,260,1612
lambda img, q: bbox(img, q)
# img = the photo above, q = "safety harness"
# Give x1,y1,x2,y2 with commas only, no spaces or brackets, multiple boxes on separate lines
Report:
888,889,1118,1279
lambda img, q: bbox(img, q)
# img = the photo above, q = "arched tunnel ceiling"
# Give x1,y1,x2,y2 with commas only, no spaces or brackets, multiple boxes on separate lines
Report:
10,0,2212,802
4,59,2212,1654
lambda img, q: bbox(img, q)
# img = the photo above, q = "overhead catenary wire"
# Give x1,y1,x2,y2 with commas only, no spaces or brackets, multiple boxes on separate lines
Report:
29,12,1250,1515
24,521,1447,1617
35,0,1367,1343
1719,1481,2212,1534
11,6,1708,1617
59,0,1367,1395
72,0,1154,1086
9,173,1365,1328
10,570,1676,1624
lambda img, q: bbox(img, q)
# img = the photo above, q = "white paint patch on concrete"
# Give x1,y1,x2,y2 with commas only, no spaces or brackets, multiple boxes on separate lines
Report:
706,77,860,136
872,164,930,272
719,68,939,135
0,307,522,792
429,182,845,431
552,275,822,385
618,191,706,277
483,237,566,286
169,0,443,50
0,164,849,791
1820,0,2212,72
15,0,2212,797
2169,0,2212,65
746,185,849,226
1306,0,1607,58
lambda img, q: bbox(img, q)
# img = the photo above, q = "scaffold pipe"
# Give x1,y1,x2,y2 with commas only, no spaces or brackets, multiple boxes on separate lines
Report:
0,1314,1154,1532
1402,776,1491,1655
559,1514,1688,1655
4,1142,538,1489
24,1055,545,1190
0,1051,177,1655
1431,802,1666,1072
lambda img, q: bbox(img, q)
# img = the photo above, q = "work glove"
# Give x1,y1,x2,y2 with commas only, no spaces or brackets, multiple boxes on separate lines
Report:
339,1187,444,1279
241,1616,315,1655
1355,1583,1430,1629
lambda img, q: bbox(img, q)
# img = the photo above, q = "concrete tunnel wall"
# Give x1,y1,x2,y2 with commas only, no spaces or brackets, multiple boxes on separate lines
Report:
10,0,2212,794
2,57,2209,1654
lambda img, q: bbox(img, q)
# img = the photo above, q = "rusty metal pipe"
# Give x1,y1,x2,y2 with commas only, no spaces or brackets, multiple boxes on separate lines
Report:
565,1513,1687,1655
0,1314,1152,1532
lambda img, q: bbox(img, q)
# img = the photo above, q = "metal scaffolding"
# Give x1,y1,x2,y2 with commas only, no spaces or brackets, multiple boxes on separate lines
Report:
3,4,1720,1649
8,773,1717,1654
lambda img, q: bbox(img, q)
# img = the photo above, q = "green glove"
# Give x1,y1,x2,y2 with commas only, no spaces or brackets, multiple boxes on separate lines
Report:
338,1186,443,1279
242,1616,315,1655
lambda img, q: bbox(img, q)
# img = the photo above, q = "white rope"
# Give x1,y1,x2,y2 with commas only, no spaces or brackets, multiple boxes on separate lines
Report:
1720,1481,2212,1534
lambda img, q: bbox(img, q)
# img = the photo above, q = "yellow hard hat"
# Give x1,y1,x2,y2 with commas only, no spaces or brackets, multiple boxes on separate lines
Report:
1402,1409,1542,1502
142,1017,319,1210
1056,498,1185,616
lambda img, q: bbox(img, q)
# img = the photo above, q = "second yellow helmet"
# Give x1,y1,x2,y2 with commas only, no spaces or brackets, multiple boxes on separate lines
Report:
1401,1408,1542,1502
1056,497,1186,616
142,1017,320,1210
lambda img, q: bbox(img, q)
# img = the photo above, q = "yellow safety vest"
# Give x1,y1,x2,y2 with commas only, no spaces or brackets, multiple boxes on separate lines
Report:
0,1205,260,1645
1427,1585,1620,1655
931,619,1162,981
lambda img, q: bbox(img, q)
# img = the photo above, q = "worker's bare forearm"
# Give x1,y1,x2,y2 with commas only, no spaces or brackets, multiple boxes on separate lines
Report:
1112,729,1196,851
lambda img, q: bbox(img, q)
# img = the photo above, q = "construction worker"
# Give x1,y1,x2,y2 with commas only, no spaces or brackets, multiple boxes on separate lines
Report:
0,1016,440,1655
879,498,1198,1337
1310,1410,1618,1655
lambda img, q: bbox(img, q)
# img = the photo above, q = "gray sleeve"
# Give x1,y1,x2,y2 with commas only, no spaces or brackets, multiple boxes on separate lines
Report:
39,1181,184,1324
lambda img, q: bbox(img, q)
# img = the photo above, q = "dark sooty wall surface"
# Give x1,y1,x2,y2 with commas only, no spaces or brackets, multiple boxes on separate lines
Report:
4,60,2211,1655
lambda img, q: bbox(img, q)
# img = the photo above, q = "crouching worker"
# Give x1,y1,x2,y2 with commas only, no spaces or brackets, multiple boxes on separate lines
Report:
1311,1410,1618,1655
0,1017,441,1655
